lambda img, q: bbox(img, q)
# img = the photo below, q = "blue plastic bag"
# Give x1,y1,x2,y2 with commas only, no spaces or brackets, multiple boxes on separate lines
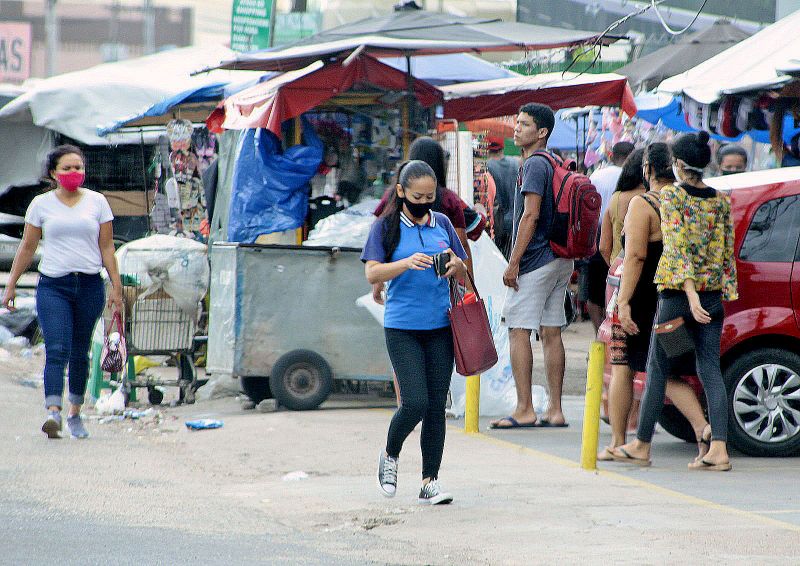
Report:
228,116,323,243
185,418,224,430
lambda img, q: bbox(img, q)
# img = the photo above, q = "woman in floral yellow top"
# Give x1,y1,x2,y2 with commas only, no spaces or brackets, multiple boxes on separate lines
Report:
612,131,738,471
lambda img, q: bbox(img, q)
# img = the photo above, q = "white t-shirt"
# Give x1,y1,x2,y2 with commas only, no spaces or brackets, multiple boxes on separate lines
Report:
25,189,114,278
590,164,623,218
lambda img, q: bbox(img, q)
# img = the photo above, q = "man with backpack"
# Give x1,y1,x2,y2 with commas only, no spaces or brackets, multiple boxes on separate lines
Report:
487,136,519,260
490,103,601,430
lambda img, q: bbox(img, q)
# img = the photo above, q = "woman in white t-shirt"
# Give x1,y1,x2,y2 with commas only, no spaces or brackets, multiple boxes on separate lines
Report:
2,145,123,439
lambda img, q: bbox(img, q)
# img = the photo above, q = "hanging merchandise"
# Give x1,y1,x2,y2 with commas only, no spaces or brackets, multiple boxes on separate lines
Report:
166,119,209,240
192,128,218,173
149,152,171,234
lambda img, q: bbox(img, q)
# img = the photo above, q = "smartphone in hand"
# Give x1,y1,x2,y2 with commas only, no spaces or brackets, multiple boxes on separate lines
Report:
432,252,451,277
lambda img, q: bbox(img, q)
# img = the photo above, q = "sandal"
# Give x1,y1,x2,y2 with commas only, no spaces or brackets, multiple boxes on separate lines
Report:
597,446,616,461
695,424,712,462
688,459,732,472
610,447,652,467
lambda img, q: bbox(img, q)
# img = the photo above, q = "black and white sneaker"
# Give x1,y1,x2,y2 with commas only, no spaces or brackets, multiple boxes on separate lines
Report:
377,451,398,497
418,480,453,505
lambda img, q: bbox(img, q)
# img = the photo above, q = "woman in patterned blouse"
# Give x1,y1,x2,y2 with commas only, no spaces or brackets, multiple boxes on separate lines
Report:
611,131,738,471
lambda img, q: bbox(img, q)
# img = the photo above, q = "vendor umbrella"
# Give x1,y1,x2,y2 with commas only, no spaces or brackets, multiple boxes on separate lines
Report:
617,19,750,93
201,9,621,73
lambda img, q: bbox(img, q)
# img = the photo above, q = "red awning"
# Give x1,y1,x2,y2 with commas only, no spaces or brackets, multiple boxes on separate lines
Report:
210,55,441,136
441,73,637,121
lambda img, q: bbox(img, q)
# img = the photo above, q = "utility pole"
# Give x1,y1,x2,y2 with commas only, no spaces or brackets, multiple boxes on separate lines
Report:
143,0,156,55
268,0,278,47
45,0,59,77
438,0,444,12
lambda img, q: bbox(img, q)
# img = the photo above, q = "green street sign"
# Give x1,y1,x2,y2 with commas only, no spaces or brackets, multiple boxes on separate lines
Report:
231,0,273,52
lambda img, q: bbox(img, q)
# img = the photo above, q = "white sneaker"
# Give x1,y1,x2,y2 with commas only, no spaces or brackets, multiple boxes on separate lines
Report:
377,451,398,497
418,479,453,505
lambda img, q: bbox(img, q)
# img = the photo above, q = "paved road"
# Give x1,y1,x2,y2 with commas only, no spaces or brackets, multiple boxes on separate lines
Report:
0,498,350,566
480,395,800,527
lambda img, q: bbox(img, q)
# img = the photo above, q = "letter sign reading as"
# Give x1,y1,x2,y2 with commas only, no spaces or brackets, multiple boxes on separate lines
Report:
0,23,31,82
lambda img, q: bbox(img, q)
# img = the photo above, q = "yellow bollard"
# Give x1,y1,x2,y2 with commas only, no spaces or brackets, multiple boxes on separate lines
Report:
464,374,480,433
581,341,606,470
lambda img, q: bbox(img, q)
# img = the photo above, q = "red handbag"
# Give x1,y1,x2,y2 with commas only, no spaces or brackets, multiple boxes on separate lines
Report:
449,272,498,376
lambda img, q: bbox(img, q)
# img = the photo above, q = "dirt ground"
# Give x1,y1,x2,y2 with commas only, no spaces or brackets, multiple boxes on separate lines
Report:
2,339,800,565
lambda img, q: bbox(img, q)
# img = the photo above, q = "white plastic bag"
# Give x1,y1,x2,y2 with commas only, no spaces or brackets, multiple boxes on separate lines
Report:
95,387,126,415
116,235,209,316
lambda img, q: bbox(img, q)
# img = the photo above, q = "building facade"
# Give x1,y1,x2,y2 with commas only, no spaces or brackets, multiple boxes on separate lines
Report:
0,0,192,79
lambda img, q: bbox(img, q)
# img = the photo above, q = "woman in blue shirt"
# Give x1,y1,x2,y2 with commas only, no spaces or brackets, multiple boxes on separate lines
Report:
362,160,467,505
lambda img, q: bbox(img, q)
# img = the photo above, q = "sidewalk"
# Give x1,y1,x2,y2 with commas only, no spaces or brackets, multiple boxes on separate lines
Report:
3,354,798,565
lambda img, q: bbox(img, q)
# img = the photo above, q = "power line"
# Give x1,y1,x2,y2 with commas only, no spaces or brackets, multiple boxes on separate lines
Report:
560,0,709,77
652,0,710,36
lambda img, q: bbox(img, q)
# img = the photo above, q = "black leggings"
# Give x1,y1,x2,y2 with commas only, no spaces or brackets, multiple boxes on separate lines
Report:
384,326,454,480
637,290,727,443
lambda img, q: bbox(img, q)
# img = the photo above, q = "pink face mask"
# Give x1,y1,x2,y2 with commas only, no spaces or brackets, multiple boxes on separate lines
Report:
56,171,85,192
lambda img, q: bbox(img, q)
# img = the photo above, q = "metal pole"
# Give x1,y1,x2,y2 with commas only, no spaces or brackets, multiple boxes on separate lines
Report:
580,341,605,470
143,0,156,55
268,0,278,47
45,0,59,77
464,374,480,433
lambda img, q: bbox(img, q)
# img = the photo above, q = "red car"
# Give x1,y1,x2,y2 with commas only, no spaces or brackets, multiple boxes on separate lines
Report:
598,167,800,456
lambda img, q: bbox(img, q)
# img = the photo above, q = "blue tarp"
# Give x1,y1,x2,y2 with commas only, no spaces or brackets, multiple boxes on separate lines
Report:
227,117,323,243
548,109,612,151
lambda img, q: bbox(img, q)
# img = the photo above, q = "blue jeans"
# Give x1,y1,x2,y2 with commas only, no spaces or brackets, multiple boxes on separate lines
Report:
36,273,105,409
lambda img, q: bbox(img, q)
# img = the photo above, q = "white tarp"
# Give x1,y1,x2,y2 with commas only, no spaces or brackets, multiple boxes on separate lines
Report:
658,9,800,104
0,122,54,196
0,45,240,145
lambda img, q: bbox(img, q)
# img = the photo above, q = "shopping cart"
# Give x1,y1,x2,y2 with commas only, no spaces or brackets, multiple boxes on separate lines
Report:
103,273,204,406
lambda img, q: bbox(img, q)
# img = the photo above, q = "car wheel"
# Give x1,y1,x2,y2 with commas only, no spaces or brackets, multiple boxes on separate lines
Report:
725,348,800,457
657,404,697,443
269,350,333,411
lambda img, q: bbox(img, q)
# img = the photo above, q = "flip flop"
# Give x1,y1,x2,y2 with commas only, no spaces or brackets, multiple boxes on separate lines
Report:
688,459,732,472
489,416,538,429
534,419,569,428
597,446,616,461
610,447,652,467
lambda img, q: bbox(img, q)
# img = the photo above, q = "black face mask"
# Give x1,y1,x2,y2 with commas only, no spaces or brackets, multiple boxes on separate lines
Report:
720,169,742,176
403,198,432,219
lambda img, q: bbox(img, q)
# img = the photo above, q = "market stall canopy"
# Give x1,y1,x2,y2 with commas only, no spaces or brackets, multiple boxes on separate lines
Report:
617,19,750,93
204,10,620,73
100,53,516,136
0,45,251,145
440,73,637,122
97,72,278,136
379,53,519,85
212,54,441,136
658,9,800,104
